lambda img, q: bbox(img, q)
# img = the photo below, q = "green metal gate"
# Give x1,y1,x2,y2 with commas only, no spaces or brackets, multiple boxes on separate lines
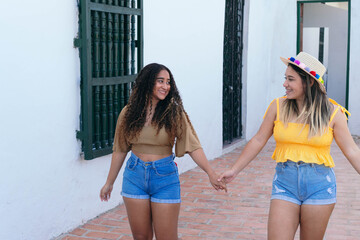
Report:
223,0,244,145
76,0,143,160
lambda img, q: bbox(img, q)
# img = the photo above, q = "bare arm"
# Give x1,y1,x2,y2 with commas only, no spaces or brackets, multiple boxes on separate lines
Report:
189,148,227,192
100,151,128,201
333,111,360,174
219,100,276,183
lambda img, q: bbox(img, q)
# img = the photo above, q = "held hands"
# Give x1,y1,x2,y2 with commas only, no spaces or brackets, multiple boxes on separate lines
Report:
100,183,113,201
208,171,228,193
217,168,237,184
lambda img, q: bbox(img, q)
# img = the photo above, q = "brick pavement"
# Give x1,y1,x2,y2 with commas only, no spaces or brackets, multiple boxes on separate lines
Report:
56,138,360,240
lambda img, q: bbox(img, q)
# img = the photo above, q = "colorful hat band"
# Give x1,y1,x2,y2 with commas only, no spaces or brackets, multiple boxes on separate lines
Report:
289,57,324,84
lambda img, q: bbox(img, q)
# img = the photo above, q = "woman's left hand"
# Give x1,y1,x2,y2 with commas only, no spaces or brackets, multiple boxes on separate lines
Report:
208,172,227,192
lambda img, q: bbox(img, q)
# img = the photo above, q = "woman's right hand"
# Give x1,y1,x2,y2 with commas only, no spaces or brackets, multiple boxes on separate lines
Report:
208,171,227,192
218,169,237,184
100,183,113,201
100,151,128,201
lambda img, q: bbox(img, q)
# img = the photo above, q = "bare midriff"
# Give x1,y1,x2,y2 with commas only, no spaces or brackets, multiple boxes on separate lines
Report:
131,150,171,162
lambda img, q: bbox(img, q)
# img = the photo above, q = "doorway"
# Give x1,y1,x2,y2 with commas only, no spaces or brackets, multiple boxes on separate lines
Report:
297,1,350,108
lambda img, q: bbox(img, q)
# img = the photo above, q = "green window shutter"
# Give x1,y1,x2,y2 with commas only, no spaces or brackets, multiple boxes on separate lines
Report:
76,0,143,160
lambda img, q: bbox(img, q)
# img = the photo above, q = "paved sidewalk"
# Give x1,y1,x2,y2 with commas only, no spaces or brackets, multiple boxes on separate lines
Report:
57,138,360,240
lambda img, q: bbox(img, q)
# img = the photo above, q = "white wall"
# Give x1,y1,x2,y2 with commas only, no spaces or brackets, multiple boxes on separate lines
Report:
143,0,225,172
349,0,360,135
303,28,320,59
0,1,124,240
244,0,297,139
0,1,225,239
241,0,250,138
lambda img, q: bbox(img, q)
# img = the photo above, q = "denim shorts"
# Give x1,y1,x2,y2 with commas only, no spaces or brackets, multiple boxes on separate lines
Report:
271,161,336,205
121,152,181,203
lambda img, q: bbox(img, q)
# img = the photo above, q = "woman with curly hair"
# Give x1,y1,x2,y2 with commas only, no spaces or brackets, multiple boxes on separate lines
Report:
100,63,226,240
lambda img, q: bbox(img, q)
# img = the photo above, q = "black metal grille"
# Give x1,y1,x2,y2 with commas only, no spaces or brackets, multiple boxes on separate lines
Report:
223,0,244,144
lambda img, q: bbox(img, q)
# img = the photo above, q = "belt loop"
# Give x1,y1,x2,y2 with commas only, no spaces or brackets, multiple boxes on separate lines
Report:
134,156,138,167
132,152,140,166
280,162,285,169
131,152,137,161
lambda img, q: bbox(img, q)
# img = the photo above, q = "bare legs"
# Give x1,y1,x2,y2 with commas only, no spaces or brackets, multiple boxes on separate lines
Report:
268,199,335,240
123,197,180,240
268,200,300,240
299,204,335,240
124,197,334,239
124,198,153,240
151,202,180,239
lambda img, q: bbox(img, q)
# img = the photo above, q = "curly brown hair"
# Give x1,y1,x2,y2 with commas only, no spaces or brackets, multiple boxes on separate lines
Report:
120,63,192,141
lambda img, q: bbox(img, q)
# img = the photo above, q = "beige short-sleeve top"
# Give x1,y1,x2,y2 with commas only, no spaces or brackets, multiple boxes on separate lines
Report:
112,106,202,157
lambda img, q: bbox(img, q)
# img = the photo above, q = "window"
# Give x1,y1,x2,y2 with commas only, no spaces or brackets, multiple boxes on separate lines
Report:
76,0,143,160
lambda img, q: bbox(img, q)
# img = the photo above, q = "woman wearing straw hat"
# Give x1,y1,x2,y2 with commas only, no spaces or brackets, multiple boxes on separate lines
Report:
219,52,360,239
100,63,227,240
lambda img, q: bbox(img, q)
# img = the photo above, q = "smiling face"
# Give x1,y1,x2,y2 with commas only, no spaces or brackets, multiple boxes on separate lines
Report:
283,65,305,100
152,69,171,103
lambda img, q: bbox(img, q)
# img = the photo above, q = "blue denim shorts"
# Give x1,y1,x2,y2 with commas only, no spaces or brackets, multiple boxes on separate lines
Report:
121,152,181,203
271,161,336,205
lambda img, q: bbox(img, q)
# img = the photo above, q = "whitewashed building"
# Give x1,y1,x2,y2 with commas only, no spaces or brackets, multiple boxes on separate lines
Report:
0,0,358,239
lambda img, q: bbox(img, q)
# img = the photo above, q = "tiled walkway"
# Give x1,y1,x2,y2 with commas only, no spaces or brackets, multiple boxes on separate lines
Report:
56,138,360,240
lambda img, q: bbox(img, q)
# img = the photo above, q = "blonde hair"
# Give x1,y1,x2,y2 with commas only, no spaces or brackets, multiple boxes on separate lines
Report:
280,64,332,138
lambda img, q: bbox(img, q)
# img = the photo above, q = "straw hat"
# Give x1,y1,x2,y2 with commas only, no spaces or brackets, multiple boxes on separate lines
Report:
280,52,326,93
